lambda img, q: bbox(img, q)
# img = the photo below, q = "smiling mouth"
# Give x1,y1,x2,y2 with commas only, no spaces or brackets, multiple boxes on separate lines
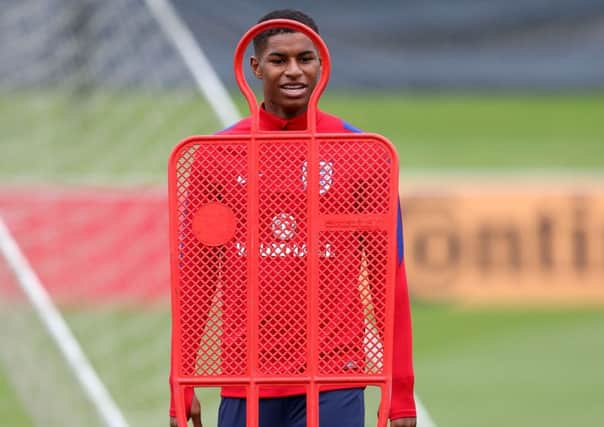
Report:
280,83,308,98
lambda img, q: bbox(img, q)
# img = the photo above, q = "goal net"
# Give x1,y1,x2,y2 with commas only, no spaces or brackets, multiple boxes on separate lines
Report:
0,1,238,426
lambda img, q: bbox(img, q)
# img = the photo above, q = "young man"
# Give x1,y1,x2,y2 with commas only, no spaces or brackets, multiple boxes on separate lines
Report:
169,9,416,427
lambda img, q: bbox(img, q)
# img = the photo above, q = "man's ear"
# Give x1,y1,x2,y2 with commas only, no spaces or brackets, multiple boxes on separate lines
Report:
250,56,262,80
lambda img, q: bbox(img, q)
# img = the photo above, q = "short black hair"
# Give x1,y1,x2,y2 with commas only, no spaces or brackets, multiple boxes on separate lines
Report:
253,9,319,54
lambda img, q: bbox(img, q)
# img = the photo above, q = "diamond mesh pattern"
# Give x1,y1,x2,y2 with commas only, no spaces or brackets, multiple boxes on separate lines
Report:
171,135,396,388
175,142,248,376
319,141,391,214
257,141,309,376
318,231,389,375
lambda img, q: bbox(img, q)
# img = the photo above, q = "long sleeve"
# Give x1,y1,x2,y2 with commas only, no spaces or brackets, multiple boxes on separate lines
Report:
389,201,416,419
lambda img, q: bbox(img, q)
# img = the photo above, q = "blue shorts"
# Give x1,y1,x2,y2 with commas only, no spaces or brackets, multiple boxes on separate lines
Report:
218,388,365,427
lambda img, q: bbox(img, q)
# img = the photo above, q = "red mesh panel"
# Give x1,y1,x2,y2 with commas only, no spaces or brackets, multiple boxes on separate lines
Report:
315,140,392,378
174,141,248,377
257,140,309,376
319,141,392,215
318,230,388,376
169,134,398,427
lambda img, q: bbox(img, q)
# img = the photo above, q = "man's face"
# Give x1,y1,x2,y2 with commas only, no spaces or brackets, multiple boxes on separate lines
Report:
251,32,321,119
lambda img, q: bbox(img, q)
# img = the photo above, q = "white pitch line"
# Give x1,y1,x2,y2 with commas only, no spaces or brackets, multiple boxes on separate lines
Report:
415,392,438,427
0,216,130,427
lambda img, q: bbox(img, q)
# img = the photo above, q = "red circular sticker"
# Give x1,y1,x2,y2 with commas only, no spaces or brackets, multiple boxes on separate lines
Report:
192,202,237,246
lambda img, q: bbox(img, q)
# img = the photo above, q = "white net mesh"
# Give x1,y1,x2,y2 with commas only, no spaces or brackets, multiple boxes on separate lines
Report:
1,0,228,183
0,1,233,425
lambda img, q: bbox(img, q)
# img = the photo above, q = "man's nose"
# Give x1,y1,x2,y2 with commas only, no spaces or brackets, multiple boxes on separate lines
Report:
285,59,303,77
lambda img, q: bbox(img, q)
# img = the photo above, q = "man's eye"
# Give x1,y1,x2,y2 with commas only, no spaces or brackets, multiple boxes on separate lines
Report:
270,59,284,64
300,57,314,63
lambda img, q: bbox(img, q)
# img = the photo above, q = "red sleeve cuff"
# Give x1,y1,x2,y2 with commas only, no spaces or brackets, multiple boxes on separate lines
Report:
390,409,418,420
389,374,416,420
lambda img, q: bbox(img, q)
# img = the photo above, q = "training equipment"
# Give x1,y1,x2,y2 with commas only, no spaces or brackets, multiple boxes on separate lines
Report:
168,19,400,427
